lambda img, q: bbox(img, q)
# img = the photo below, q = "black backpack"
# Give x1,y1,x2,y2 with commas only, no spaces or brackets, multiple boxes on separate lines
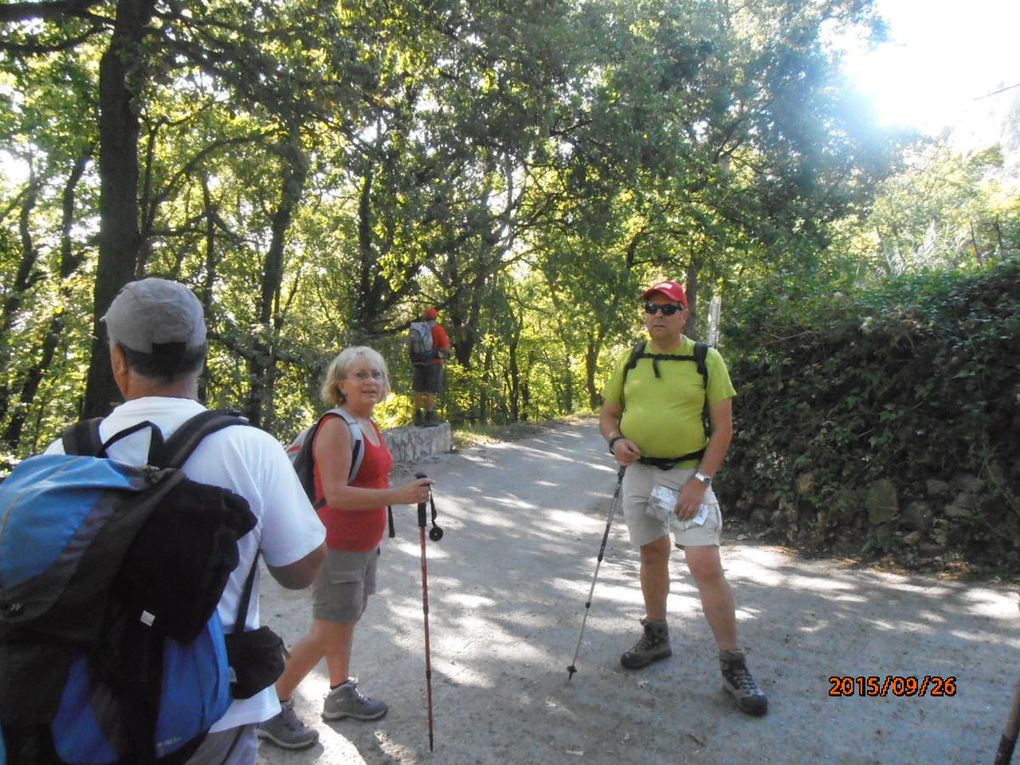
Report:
623,339,709,388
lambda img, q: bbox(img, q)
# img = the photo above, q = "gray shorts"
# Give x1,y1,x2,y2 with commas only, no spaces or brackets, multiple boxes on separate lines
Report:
182,724,256,765
622,462,723,548
412,363,443,394
312,548,379,623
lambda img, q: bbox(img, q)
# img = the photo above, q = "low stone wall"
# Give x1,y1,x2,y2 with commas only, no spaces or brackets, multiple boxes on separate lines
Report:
384,422,452,464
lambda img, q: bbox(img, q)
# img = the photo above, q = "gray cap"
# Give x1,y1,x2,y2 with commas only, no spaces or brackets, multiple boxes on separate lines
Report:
102,278,207,353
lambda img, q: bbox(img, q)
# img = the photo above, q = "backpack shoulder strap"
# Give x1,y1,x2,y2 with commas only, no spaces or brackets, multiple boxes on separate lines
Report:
693,341,709,387
621,339,711,388
626,341,647,371
331,408,365,484
302,407,365,488
156,408,250,469
61,417,105,456
62,417,163,458
233,551,261,634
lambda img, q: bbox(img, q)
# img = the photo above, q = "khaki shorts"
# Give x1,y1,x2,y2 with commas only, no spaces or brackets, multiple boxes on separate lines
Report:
312,548,379,623
622,462,723,548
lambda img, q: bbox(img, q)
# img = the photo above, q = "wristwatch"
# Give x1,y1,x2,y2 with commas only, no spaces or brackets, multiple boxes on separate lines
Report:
607,434,625,454
693,471,712,487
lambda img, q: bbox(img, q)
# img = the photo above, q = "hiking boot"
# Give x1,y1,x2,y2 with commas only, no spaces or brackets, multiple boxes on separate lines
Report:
720,649,768,716
256,699,319,750
322,678,388,721
620,618,672,669
413,410,425,427
424,410,440,427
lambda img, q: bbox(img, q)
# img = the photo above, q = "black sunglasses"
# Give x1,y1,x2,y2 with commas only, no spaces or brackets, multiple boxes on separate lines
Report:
644,302,684,316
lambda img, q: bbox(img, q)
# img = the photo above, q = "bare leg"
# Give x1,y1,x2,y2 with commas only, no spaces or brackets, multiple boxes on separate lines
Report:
274,618,356,699
321,620,357,686
639,535,672,621
684,545,738,651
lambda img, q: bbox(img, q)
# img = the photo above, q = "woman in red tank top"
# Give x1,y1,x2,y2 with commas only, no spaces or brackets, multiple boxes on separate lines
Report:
259,347,433,749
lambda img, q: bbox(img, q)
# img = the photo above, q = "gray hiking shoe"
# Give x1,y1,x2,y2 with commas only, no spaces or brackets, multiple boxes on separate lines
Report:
256,699,319,750
620,618,672,669
322,678,388,721
424,410,440,427
720,649,768,716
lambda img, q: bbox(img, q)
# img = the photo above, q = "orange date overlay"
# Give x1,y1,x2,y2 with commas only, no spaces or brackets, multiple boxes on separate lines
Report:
828,675,957,697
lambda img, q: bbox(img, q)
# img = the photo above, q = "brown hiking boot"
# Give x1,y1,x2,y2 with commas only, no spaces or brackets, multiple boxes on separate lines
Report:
720,649,768,716
620,618,672,669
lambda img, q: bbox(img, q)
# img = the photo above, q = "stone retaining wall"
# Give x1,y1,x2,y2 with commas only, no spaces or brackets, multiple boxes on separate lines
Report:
384,422,452,464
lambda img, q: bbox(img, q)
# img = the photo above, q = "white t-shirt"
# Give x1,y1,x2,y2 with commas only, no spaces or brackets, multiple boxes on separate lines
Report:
46,396,326,732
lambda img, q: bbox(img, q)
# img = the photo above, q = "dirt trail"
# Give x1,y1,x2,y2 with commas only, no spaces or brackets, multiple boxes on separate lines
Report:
258,419,1020,765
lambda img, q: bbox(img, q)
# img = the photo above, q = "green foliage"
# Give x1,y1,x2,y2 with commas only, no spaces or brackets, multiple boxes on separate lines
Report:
1,0,1017,582
720,257,1020,573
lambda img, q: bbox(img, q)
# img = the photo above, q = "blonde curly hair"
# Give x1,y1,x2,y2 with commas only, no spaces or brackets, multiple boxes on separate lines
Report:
320,346,391,405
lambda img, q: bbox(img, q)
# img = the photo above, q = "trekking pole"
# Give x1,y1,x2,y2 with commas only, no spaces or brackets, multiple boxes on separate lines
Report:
567,466,625,681
415,472,444,751
994,677,1020,764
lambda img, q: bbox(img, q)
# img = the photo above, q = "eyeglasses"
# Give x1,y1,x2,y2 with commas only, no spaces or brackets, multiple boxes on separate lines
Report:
350,369,384,381
644,302,684,316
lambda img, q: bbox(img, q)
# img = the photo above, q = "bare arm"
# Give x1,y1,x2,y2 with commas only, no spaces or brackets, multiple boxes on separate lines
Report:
267,542,326,590
314,416,431,509
676,397,733,518
600,399,641,466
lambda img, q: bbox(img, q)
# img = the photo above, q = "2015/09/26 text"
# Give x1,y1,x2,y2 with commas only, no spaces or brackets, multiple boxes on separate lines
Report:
828,676,957,697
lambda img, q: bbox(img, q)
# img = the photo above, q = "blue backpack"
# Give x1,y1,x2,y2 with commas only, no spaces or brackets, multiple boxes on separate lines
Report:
0,410,256,765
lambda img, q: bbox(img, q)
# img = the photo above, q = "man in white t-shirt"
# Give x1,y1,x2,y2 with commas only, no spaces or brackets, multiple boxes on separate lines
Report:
46,278,326,765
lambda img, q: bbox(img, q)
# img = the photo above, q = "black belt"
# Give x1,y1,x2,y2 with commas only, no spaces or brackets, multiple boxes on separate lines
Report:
638,448,705,470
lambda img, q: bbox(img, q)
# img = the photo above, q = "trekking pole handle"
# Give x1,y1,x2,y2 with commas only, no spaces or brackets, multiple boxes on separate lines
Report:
415,472,429,528
415,472,444,541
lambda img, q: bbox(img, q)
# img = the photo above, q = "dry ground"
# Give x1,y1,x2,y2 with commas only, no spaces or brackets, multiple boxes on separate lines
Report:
257,419,1020,765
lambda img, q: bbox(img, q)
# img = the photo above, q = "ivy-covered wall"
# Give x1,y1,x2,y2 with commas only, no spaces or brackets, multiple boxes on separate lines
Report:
720,258,1020,574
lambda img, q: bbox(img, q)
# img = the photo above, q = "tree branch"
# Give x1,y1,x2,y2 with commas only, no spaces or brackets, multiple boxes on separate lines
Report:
0,0,104,23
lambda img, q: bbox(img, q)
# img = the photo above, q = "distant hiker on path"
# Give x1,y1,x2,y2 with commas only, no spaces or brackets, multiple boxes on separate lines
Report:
598,278,768,716
258,347,433,751
46,278,327,764
408,307,451,427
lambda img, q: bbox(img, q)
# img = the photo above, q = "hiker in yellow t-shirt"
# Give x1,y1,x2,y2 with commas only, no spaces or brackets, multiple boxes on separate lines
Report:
599,278,767,717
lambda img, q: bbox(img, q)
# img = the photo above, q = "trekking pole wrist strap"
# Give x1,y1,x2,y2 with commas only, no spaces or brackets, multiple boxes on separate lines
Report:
607,435,625,454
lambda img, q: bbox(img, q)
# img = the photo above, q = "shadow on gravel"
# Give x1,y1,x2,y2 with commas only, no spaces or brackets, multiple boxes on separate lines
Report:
259,420,1020,765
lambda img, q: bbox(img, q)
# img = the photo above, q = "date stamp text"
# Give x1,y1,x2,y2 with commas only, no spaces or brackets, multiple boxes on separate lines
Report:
828,675,957,697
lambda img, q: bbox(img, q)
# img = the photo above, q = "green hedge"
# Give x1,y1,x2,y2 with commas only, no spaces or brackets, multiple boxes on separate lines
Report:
719,258,1020,574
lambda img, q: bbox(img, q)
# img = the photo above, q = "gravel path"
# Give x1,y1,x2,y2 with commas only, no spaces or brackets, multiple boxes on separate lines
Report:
257,419,1020,764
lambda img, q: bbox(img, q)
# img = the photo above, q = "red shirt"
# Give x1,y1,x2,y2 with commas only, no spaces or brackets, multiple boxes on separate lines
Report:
313,420,393,552
431,323,451,365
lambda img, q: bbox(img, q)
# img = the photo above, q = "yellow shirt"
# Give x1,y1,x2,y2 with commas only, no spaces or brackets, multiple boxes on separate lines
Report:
602,338,736,461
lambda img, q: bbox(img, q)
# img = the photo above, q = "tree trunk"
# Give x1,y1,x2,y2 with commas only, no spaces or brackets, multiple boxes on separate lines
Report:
3,154,90,448
587,334,599,410
685,258,701,339
83,0,156,418
479,343,493,425
244,136,307,427
0,175,41,436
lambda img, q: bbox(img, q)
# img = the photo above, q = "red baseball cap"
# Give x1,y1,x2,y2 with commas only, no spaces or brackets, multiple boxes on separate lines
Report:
641,280,688,308
423,307,439,319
